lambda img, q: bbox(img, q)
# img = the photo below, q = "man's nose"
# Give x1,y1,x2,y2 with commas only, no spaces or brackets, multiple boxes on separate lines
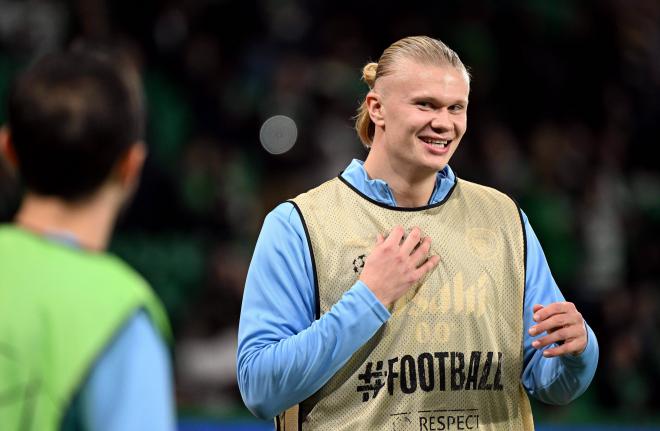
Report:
430,109,451,131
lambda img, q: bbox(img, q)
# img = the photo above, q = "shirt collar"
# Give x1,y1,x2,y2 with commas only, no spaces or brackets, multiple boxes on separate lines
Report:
340,159,456,207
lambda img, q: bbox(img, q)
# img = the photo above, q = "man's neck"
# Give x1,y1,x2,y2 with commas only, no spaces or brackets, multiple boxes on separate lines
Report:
15,191,119,251
363,154,437,208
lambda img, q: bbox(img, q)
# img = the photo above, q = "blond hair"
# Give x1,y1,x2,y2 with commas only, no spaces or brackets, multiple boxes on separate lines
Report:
355,36,470,148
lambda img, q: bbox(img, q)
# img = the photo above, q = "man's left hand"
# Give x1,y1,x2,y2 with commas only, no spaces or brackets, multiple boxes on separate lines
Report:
528,302,588,357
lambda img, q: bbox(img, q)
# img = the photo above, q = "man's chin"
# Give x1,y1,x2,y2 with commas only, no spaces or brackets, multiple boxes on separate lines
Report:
424,156,451,172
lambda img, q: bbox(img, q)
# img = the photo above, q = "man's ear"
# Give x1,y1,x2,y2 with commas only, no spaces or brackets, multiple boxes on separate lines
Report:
0,126,18,168
114,141,147,188
366,91,385,127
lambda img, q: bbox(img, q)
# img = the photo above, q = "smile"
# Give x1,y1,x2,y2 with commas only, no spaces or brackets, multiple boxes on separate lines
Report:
420,137,451,149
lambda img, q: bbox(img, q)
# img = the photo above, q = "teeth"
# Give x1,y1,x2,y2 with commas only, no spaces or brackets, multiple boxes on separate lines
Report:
421,138,449,147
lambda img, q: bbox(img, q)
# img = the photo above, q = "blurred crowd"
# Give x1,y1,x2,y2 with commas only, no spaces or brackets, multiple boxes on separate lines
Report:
0,0,658,425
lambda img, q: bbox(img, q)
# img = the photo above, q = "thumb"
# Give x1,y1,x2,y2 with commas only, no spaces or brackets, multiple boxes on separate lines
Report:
376,233,384,245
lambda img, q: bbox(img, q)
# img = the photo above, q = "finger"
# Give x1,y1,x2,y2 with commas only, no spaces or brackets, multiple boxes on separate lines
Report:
533,301,575,322
531,325,583,349
385,226,405,246
400,227,422,256
376,233,385,245
532,304,544,317
528,312,578,337
411,237,432,267
541,338,585,358
411,254,440,280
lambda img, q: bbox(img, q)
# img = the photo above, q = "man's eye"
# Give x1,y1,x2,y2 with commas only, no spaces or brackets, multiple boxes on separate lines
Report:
449,104,464,112
417,101,432,109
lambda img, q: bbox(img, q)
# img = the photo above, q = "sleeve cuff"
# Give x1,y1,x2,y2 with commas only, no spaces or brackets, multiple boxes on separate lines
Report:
561,322,598,368
352,280,391,323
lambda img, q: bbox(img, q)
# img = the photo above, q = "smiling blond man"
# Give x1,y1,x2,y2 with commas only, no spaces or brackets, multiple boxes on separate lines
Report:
238,36,598,430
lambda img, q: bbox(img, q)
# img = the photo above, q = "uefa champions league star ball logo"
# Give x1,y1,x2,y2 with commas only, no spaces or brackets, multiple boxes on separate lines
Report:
0,345,36,422
352,254,367,276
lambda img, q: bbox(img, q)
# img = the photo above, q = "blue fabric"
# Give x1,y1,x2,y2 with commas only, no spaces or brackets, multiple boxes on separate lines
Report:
237,159,599,419
79,310,176,430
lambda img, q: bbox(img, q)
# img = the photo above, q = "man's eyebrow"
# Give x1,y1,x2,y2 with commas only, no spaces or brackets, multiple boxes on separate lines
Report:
409,93,469,105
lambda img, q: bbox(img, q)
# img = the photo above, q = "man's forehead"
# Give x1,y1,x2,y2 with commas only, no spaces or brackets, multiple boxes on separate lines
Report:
377,63,470,98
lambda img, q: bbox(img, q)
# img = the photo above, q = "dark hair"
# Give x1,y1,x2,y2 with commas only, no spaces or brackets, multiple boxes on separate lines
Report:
7,47,145,201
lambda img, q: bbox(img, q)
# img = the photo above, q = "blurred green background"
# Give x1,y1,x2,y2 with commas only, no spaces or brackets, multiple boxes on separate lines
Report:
1,0,659,429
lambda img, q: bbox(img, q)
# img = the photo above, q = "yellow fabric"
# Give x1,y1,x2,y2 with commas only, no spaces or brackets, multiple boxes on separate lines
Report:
282,177,532,430
276,405,300,431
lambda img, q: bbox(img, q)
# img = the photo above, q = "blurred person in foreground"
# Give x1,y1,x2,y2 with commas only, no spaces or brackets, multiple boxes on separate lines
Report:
237,36,598,430
0,46,175,430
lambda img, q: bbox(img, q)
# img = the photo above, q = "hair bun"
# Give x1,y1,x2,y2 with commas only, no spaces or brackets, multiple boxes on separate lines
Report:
362,62,378,88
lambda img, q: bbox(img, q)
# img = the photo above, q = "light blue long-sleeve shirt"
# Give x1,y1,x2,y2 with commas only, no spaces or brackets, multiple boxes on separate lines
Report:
237,159,598,420
75,310,176,430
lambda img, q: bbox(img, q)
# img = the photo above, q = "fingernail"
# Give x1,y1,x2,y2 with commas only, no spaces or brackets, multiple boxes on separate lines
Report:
532,341,540,348
533,313,540,321
543,351,550,357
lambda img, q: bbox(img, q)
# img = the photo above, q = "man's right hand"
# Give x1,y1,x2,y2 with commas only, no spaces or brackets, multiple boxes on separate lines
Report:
359,226,440,307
